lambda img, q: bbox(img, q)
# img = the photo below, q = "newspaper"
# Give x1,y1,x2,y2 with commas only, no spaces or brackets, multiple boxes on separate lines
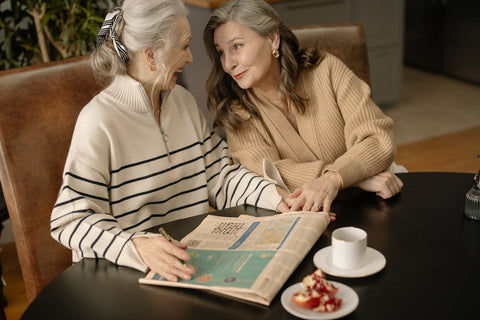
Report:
139,211,330,306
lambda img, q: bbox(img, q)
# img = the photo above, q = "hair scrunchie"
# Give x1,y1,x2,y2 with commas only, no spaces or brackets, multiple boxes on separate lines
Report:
95,7,129,63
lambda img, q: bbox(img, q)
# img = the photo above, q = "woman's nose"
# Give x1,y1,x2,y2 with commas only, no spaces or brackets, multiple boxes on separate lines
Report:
186,48,193,63
223,52,236,71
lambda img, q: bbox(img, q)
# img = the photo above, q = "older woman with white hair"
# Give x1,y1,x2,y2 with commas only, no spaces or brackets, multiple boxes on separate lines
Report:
50,0,289,283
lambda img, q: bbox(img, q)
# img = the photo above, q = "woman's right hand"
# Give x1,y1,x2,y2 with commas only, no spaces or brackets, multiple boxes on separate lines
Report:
287,171,343,214
132,236,196,281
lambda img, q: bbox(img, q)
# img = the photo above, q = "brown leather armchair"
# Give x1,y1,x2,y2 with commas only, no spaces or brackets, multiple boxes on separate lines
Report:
293,23,370,85
0,56,102,302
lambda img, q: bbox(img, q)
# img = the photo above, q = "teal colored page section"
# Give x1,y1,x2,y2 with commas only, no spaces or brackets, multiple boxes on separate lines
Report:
179,249,276,288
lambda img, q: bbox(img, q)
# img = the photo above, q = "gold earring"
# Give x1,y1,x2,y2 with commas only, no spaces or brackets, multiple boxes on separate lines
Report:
272,49,280,59
150,64,156,71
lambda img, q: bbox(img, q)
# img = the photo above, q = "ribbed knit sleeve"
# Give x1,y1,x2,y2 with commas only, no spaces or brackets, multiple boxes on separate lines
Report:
226,119,324,192
308,54,395,187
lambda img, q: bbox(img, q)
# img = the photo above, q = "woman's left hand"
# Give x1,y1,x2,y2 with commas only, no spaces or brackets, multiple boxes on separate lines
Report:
287,171,343,214
355,170,403,199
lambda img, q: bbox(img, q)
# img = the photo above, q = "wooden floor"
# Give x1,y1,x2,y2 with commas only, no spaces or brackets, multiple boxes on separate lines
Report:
395,126,480,174
0,126,479,320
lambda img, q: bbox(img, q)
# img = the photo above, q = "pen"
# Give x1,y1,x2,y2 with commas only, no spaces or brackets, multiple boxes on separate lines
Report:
159,227,188,268
159,227,172,242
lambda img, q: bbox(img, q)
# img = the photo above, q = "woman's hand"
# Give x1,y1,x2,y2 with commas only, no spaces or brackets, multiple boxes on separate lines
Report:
132,236,196,282
355,170,403,199
276,200,290,213
275,186,291,213
276,186,335,220
287,171,343,214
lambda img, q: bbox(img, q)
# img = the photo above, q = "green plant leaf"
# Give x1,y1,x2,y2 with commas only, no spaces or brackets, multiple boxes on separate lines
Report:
5,34,13,60
63,24,71,47
2,0,120,69
42,10,57,26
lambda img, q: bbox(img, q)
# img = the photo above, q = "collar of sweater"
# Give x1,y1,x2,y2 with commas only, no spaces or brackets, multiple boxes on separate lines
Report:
103,75,170,113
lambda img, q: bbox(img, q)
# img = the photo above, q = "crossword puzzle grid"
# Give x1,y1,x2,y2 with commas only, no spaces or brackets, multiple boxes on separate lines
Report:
211,222,246,235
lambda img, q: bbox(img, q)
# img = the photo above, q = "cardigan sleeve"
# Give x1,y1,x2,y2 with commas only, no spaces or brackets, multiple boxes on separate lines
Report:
319,55,396,187
226,119,326,192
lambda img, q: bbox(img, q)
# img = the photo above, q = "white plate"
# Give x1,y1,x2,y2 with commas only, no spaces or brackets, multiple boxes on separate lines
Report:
281,282,358,320
313,246,386,278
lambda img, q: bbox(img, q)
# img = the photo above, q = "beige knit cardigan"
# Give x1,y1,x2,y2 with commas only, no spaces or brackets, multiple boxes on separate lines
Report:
225,53,396,192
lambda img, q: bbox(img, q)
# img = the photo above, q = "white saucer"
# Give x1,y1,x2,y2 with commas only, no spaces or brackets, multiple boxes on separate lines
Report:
313,246,386,278
281,281,358,319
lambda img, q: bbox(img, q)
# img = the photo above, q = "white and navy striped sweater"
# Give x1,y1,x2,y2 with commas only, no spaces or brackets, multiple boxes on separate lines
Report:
50,76,281,272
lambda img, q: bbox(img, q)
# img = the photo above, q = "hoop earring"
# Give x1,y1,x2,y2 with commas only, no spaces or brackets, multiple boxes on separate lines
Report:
272,49,280,59
150,64,156,71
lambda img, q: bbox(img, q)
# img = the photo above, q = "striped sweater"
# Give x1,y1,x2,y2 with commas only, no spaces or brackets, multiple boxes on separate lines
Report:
226,53,396,191
51,75,281,272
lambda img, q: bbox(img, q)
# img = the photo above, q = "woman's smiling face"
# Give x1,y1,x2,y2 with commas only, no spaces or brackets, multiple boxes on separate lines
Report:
213,21,280,91
160,15,193,90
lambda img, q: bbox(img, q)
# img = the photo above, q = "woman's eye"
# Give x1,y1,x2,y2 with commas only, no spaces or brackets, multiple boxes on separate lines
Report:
217,50,224,56
233,43,242,50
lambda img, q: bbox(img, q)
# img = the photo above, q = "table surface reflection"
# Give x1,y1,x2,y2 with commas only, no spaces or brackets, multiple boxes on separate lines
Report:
22,172,480,319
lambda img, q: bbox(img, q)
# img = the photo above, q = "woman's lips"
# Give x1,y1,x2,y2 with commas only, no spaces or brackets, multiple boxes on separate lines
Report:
233,70,247,80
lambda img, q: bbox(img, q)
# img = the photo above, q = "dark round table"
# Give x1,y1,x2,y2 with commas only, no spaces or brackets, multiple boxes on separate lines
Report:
21,172,480,319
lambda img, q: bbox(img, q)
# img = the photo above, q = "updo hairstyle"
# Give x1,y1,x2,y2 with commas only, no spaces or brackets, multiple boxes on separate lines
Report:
91,0,188,86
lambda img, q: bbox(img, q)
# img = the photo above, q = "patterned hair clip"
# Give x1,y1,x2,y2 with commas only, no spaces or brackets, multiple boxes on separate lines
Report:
95,7,129,63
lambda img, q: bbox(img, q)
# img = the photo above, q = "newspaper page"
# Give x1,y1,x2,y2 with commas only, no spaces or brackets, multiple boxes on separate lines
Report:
139,211,330,306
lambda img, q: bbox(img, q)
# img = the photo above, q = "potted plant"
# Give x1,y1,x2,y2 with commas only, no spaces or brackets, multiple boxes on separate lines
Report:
0,0,119,70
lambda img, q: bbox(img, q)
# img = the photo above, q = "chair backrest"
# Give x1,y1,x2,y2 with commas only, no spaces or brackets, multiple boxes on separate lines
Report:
0,56,102,302
292,23,370,85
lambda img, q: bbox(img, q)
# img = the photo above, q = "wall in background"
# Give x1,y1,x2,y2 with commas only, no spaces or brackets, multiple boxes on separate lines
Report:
404,0,480,84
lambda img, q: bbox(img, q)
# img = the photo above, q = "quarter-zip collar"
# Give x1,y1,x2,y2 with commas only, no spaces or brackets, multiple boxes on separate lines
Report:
103,75,173,163
103,75,171,113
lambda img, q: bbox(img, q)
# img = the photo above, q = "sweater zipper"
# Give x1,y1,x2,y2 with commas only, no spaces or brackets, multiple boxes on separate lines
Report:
156,91,171,164
159,125,171,164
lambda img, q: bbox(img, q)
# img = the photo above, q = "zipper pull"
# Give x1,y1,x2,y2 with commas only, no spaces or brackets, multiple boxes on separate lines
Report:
159,126,168,141
159,126,171,164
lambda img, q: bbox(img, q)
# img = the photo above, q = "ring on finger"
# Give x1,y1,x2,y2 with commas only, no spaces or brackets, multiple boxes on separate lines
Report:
313,202,321,210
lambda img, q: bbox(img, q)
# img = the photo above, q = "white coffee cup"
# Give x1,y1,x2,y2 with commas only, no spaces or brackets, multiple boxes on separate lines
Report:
331,227,367,269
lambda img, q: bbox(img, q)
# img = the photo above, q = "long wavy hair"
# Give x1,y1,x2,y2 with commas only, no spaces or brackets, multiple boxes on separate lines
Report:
203,0,323,131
